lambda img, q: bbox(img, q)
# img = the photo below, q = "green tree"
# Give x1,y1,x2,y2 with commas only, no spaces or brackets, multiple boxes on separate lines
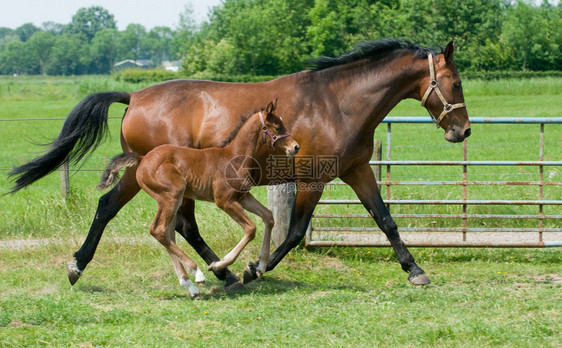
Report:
0,28,14,41
15,23,40,42
186,0,312,75
118,24,147,62
142,26,174,67
173,3,199,60
67,6,117,42
45,34,85,75
0,40,37,74
90,28,118,73
41,22,65,36
27,31,55,75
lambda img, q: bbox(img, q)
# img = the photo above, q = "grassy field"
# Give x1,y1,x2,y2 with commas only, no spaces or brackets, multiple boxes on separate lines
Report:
0,75,561,346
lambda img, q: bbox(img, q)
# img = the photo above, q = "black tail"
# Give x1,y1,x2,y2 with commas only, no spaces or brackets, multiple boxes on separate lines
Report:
8,91,130,193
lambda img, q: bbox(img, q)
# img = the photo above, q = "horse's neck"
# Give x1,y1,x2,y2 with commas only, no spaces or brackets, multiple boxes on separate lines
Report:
223,116,263,158
311,54,425,131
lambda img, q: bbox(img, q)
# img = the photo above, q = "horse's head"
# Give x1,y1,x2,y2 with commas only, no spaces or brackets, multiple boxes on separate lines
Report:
260,100,300,157
420,41,471,143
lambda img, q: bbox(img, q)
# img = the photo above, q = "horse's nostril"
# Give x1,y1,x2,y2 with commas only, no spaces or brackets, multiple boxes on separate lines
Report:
464,128,472,138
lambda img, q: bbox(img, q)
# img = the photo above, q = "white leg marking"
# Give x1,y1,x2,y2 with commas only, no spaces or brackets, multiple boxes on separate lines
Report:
192,267,206,283
180,277,200,297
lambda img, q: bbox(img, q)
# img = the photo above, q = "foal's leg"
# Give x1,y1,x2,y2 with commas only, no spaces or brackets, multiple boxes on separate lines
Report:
149,195,203,298
67,167,140,285
175,198,243,290
341,163,430,285
208,200,257,272
244,182,323,283
237,194,274,277
168,227,206,284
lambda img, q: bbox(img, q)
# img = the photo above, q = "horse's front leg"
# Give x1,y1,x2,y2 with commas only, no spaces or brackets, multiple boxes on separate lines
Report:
341,164,430,285
244,182,324,283
208,199,257,272
175,198,244,291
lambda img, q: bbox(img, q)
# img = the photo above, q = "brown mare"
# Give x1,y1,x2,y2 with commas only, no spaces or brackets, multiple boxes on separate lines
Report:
9,39,470,290
93,101,299,296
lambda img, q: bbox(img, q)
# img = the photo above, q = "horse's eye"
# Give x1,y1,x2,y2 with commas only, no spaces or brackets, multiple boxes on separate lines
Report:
275,127,282,132
453,82,462,89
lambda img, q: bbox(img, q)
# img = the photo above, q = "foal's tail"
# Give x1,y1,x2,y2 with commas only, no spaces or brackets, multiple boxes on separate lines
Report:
97,152,141,190
8,91,130,194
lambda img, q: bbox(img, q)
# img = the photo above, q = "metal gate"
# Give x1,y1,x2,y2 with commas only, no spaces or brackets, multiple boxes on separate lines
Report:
305,117,562,248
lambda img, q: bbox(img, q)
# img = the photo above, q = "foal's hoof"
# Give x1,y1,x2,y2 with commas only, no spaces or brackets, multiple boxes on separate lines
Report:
208,262,224,272
408,272,431,285
194,267,206,284
67,262,82,286
243,262,259,284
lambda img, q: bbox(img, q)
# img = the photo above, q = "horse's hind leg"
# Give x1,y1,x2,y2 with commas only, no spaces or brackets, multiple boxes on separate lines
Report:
168,229,206,284
175,198,244,291
165,229,205,296
67,167,140,285
149,195,203,298
237,194,274,277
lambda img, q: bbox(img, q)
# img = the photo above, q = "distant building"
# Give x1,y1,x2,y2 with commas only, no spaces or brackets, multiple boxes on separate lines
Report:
162,60,181,72
113,59,182,72
113,59,151,71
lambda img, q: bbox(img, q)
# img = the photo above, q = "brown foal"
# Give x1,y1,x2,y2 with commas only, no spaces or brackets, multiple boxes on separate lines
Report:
96,101,299,297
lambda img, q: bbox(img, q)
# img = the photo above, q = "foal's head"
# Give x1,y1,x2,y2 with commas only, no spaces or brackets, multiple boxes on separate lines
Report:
419,41,471,143
258,100,300,157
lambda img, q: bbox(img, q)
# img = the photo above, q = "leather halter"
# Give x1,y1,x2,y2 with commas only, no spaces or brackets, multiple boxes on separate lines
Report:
259,112,290,148
421,53,467,128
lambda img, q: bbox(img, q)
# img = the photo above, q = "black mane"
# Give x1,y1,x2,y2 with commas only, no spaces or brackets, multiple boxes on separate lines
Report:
309,38,439,71
217,109,259,148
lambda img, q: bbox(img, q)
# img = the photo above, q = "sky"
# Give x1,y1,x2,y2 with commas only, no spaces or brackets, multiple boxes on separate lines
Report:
0,0,222,30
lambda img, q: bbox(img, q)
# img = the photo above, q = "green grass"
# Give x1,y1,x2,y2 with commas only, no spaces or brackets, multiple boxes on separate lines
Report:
0,75,560,346
1,241,560,347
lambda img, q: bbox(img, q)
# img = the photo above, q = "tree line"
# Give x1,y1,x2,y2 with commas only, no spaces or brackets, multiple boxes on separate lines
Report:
0,6,183,75
0,0,560,77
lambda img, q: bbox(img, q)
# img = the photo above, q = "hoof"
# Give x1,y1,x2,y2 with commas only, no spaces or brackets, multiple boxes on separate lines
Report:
194,267,206,284
243,262,258,284
67,262,82,286
180,277,200,297
208,262,224,272
409,273,431,285
225,280,245,293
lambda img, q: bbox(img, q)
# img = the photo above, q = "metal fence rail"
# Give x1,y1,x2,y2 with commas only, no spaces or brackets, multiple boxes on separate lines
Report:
306,117,562,248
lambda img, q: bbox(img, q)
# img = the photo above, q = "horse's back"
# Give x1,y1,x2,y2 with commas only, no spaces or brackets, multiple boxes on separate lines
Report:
120,77,300,155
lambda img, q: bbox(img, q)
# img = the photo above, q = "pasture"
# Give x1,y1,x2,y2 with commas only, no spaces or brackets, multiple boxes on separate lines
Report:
0,75,561,346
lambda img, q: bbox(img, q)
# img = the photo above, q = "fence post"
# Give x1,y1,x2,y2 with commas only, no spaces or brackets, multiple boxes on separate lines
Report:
373,139,382,182
60,162,69,197
269,140,381,248
268,182,295,248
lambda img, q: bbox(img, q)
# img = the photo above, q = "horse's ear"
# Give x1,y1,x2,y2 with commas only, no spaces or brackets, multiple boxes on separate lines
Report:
266,99,277,114
444,41,455,62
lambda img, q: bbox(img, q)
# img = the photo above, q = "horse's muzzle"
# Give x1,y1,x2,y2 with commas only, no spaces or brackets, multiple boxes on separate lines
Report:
444,126,471,143
287,144,300,157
